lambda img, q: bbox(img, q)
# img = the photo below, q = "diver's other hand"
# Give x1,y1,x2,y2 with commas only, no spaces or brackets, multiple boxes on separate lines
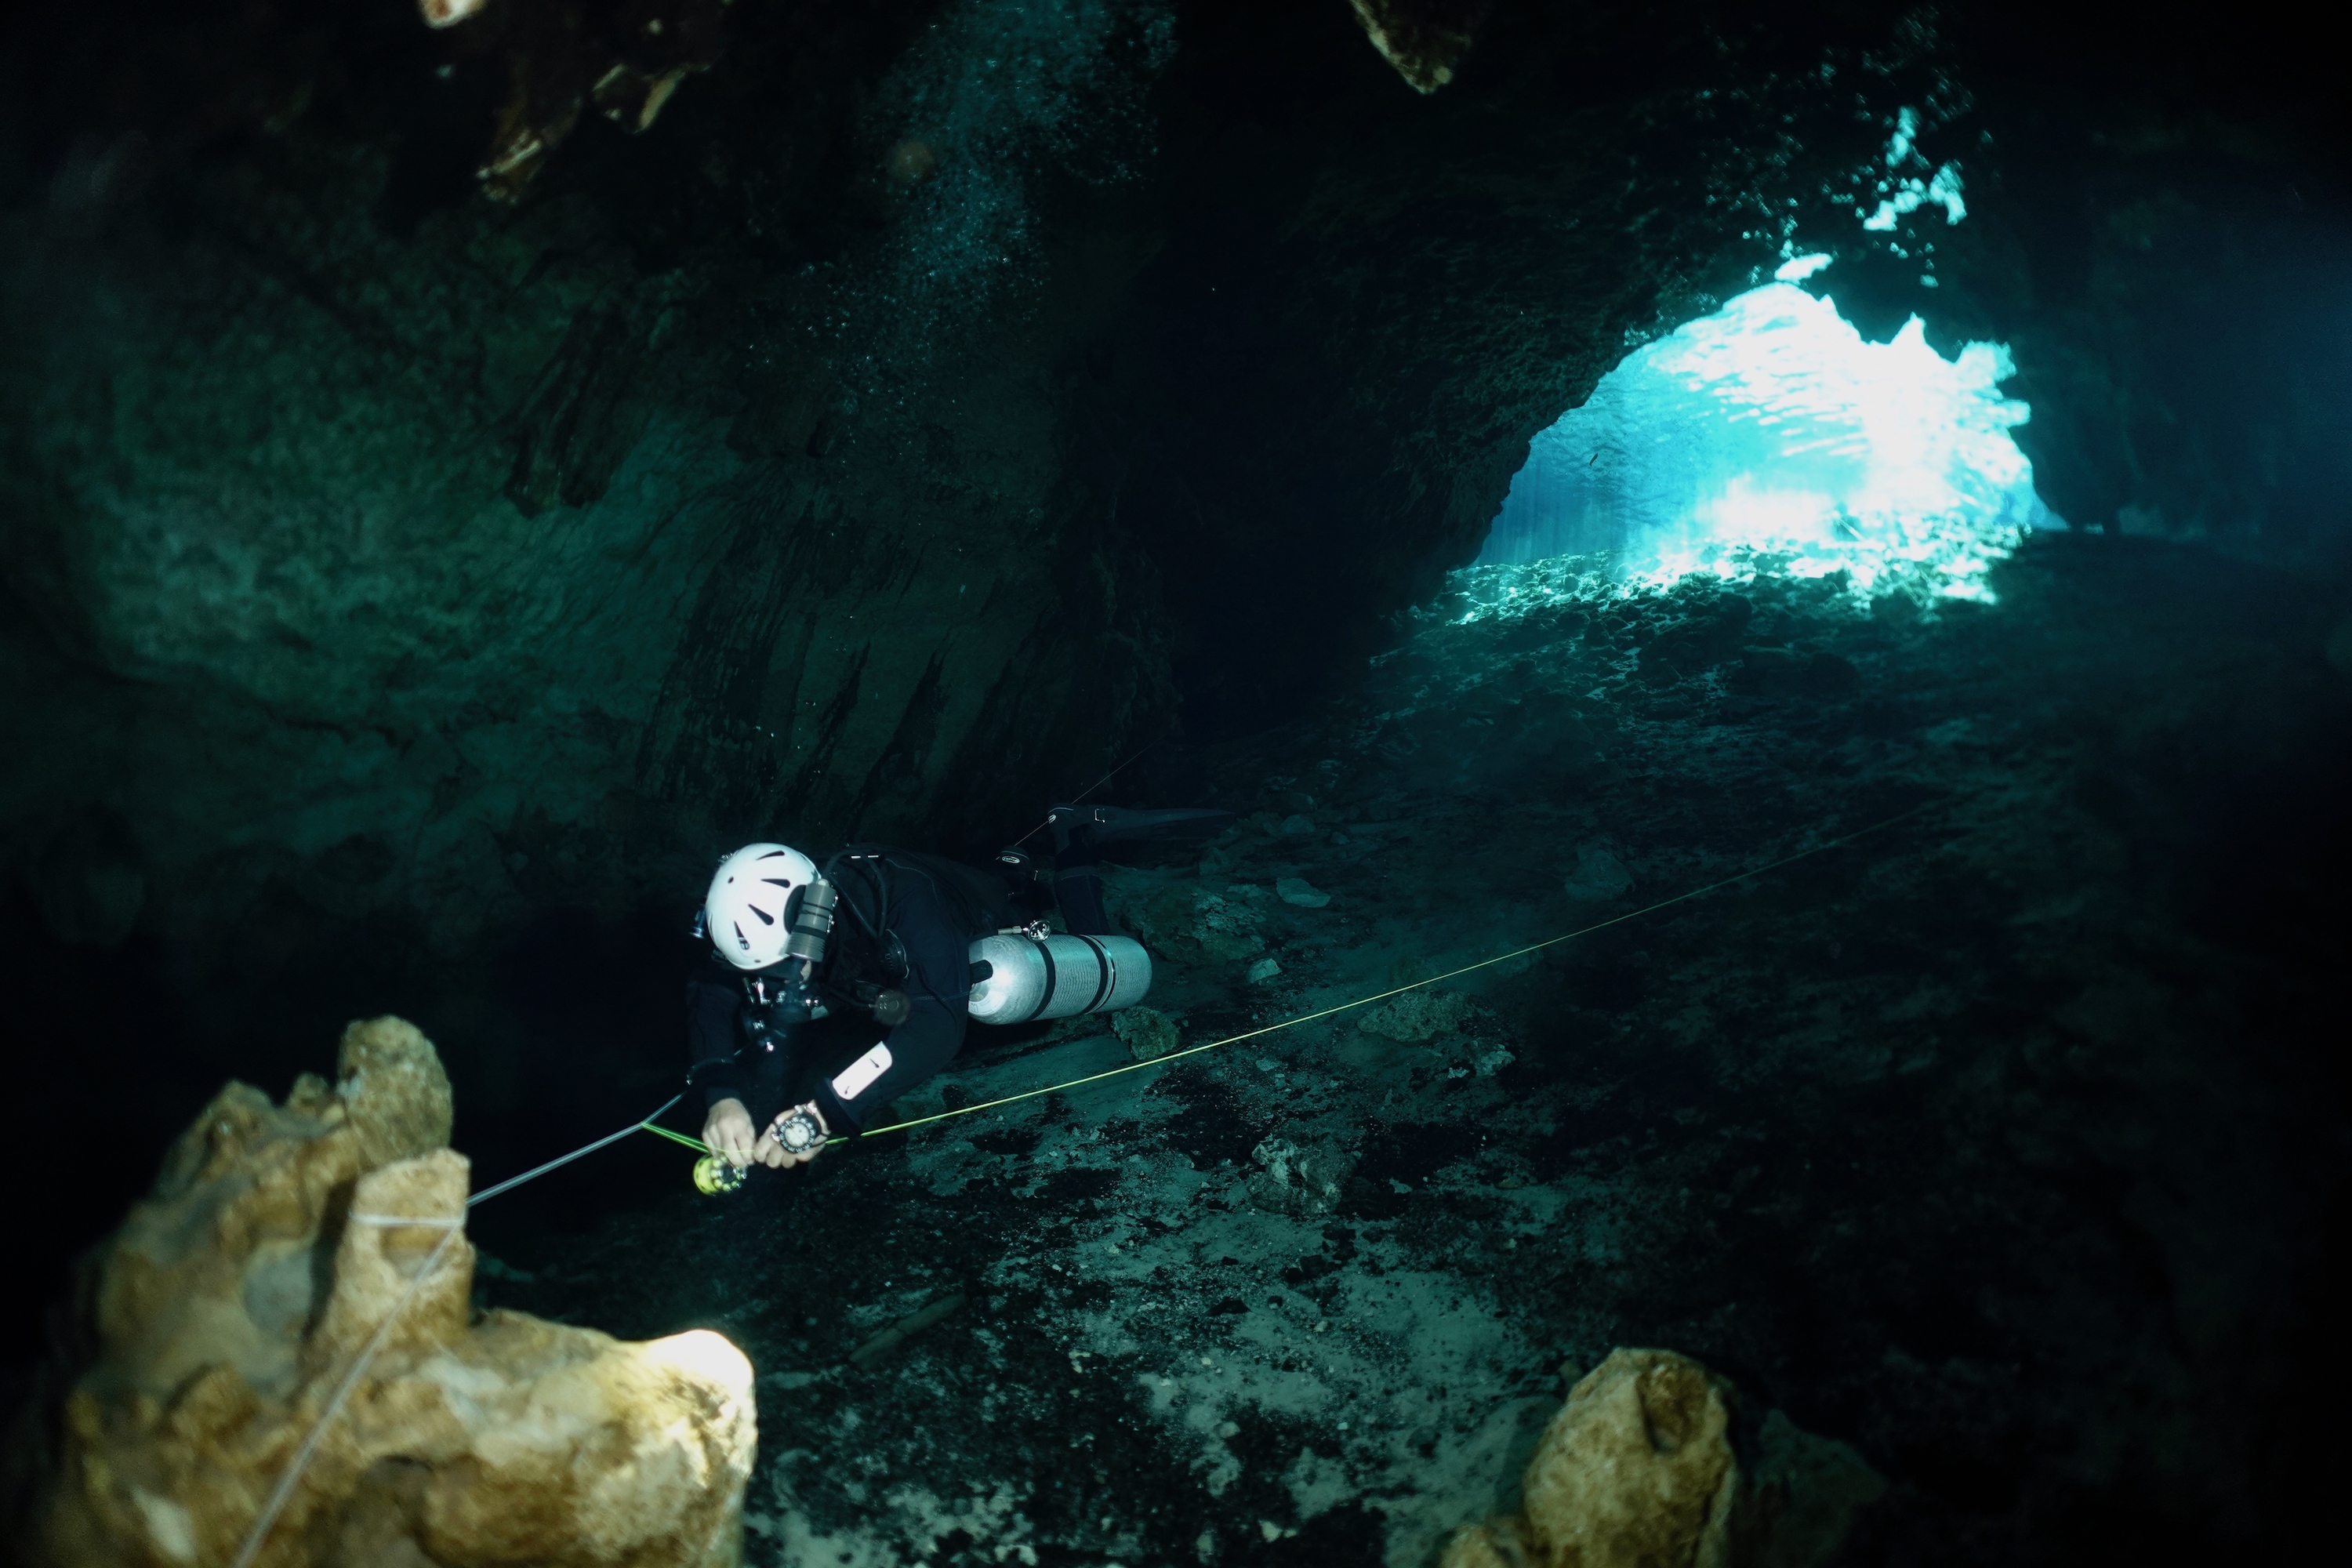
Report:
753,1102,832,1169
704,1098,757,1167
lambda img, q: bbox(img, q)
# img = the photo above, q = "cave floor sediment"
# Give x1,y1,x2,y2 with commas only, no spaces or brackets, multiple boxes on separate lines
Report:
470,533,2348,1565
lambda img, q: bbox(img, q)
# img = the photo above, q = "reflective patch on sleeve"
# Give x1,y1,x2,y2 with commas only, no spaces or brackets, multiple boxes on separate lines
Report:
832,1042,894,1101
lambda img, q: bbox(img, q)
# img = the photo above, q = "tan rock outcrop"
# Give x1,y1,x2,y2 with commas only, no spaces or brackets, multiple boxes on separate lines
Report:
1439,1348,1882,1568
16,1017,754,1568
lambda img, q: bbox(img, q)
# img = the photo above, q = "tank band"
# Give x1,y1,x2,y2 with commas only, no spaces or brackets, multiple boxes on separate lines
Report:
1022,937,1061,1023
1077,935,1115,1014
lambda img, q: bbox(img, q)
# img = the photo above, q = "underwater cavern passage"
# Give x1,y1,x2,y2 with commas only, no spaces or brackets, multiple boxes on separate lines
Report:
1476,266,2063,601
3,1,2350,1565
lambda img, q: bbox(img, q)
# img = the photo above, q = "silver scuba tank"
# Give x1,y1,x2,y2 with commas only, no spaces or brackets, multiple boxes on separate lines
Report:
966,931,1152,1025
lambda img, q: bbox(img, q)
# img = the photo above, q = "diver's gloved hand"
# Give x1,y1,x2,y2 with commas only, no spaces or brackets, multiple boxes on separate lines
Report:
703,1098,757,1169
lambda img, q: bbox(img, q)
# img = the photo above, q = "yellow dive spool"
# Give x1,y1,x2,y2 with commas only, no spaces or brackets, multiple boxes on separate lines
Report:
692,1153,749,1195
634,1116,744,1195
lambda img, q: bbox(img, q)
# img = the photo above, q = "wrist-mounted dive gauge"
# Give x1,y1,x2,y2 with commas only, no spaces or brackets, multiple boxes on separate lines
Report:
767,1104,830,1157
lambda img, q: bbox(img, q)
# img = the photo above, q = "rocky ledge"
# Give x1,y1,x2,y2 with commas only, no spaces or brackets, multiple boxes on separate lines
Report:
11,1018,754,1568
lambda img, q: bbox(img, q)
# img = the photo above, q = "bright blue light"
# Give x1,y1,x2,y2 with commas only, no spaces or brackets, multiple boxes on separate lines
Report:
1477,276,2060,604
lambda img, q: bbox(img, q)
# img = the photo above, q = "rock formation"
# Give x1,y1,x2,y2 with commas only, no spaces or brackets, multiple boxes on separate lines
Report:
1440,1348,1882,1568
1358,989,1480,1043
412,0,732,200
1344,0,1494,92
14,1017,755,1568
1246,1134,1358,1217
1112,1004,1181,1061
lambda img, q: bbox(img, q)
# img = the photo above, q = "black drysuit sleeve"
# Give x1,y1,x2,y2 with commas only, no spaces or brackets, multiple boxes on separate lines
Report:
808,861,973,1133
684,959,751,1109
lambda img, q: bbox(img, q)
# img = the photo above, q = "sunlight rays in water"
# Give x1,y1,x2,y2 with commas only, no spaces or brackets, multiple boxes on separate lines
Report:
1476,264,2060,608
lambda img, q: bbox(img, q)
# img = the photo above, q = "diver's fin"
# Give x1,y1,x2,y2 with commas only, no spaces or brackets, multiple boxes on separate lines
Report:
1047,804,1232,844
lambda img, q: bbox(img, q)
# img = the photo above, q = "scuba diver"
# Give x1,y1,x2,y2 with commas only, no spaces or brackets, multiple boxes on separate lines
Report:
685,804,1225,1176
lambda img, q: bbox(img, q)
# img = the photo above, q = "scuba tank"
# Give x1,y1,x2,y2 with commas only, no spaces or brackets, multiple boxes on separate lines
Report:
967,930,1152,1025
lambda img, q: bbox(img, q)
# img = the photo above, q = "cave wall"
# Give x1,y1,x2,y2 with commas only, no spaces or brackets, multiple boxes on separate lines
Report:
1120,1,2352,734
0,1,1179,1037
2,0,2349,1342
0,4,1210,1304
13,0,2340,993
1773,2,2352,564
1120,2,1922,730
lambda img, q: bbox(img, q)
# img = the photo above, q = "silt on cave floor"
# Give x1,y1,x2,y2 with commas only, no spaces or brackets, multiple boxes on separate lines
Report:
455,535,2349,1566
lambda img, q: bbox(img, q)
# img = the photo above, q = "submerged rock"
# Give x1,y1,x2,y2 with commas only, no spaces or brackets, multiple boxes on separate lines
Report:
1246,1135,1357,1217
1564,847,1635,903
1439,1348,1882,1568
1112,1004,1181,1061
16,1018,755,1568
1133,884,1269,964
1359,989,1479,1042
1744,1410,1889,1568
1276,875,1332,908
1345,0,1494,93
1732,648,1862,700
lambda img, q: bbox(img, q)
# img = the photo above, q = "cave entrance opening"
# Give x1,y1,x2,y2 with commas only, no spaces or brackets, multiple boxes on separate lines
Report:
1477,260,2061,603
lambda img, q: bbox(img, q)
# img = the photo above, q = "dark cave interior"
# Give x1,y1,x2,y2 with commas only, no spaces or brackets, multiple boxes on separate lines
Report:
2,1,2349,1563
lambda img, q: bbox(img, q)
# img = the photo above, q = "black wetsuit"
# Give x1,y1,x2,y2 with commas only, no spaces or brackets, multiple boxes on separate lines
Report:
684,840,1110,1132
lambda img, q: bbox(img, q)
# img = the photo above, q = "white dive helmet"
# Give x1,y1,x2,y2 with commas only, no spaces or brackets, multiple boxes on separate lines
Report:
705,843,822,971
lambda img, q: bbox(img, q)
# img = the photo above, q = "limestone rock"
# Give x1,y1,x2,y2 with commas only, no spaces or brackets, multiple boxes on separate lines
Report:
413,0,728,198
1134,884,1269,964
1563,848,1635,903
1113,1004,1181,1061
19,1017,755,1568
1439,1348,1882,1568
1359,989,1478,1043
1275,876,1331,908
1346,0,1494,93
335,1015,454,1171
1742,1410,1888,1568
1731,649,1862,701
1246,1135,1357,1217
